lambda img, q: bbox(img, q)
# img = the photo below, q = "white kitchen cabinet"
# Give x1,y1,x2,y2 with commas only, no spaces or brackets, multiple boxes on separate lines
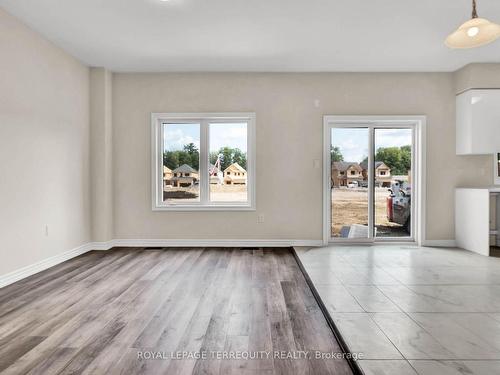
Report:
456,89,500,155
455,187,500,256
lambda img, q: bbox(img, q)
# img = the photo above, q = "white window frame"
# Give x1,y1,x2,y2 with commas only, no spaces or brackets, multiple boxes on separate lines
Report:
323,115,426,246
151,112,256,211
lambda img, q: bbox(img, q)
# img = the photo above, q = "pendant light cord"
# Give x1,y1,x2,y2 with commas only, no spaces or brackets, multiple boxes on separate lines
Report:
472,0,478,18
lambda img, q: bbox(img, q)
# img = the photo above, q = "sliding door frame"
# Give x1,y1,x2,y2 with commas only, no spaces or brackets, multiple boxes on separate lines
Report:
323,115,426,246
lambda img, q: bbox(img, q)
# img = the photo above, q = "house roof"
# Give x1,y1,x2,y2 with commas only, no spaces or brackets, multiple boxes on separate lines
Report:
209,163,219,174
359,161,389,170
332,161,362,172
163,166,172,173
173,164,198,173
224,162,246,173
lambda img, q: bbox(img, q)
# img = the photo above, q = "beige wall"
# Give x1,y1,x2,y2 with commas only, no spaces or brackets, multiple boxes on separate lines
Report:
112,72,492,241
0,8,90,275
454,63,500,94
90,68,113,242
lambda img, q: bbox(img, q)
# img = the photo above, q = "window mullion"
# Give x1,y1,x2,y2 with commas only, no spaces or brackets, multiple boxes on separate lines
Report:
368,126,375,240
158,121,164,207
200,120,209,205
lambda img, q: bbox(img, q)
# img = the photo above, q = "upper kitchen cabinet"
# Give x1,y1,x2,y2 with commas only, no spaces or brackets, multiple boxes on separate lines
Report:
456,89,500,155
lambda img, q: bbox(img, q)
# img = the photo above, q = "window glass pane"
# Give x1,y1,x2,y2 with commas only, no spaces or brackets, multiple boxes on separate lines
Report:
162,123,200,203
331,128,369,238
374,128,412,237
209,123,248,202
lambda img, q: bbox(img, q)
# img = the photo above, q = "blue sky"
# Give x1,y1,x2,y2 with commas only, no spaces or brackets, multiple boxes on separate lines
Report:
210,123,247,152
332,128,412,162
163,123,247,152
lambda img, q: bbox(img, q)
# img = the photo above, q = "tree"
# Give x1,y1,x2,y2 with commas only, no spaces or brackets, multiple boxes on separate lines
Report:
183,143,200,170
232,148,247,170
218,147,234,171
209,147,247,171
375,145,411,175
331,146,344,162
176,151,192,168
165,144,247,172
183,143,198,154
163,151,179,170
376,147,401,173
163,143,200,170
209,151,219,166
400,145,411,174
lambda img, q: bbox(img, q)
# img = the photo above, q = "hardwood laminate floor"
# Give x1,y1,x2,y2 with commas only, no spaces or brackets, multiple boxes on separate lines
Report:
0,248,353,375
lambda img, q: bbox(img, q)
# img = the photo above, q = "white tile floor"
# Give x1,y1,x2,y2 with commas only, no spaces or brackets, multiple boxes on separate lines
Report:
296,245,500,375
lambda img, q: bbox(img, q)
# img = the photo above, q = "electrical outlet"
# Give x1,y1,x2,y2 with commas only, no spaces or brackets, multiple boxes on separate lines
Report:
258,214,265,223
45,225,49,237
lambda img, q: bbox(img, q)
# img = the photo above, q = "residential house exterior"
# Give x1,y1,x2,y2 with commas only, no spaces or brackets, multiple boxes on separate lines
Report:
360,161,392,187
223,163,247,185
209,164,222,184
163,166,173,188
331,161,363,187
171,164,199,187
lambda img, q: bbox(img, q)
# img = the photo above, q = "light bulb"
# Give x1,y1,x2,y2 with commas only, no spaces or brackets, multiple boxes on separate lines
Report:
467,26,480,37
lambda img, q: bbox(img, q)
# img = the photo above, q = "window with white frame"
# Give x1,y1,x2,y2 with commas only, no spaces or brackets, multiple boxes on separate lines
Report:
152,113,255,210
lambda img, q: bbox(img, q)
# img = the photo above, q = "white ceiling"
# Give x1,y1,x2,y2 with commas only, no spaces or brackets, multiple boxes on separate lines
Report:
1,0,499,72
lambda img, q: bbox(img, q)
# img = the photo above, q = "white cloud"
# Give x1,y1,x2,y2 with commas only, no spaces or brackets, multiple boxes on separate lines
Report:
164,128,200,151
210,124,247,152
335,138,368,162
375,129,412,150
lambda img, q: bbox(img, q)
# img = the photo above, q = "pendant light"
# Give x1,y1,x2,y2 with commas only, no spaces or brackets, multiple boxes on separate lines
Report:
445,0,500,49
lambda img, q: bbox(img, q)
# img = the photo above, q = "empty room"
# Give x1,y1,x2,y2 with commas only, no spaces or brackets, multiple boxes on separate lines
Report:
1,0,500,374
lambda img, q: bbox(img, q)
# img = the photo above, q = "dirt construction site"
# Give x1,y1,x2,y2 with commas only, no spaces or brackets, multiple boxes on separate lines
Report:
331,187,409,237
164,184,247,202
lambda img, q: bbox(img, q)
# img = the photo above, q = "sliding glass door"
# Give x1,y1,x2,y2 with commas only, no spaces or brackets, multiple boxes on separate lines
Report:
331,127,371,239
374,128,413,238
326,118,417,243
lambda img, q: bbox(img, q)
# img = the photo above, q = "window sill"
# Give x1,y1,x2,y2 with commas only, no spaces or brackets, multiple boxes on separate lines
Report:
153,204,256,212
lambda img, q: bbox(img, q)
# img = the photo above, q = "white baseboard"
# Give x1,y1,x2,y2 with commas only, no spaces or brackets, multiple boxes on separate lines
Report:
90,240,115,250
96,238,324,249
0,242,95,289
106,239,462,249
0,239,323,288
423,240,457,247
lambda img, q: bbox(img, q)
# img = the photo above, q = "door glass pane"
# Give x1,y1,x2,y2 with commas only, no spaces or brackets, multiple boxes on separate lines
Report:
374,128,412,237
162,123,200,203
331,128,369,238
209,123,248,202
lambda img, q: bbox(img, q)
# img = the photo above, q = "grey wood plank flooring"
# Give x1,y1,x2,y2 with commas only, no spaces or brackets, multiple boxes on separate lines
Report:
0,248,353,375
